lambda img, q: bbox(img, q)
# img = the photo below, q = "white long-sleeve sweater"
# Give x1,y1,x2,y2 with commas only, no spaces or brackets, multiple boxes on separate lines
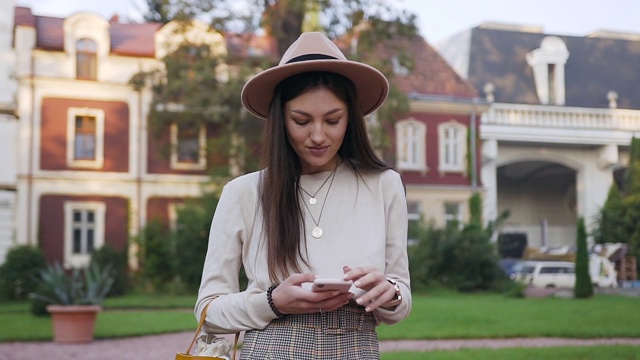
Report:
195,162,411,333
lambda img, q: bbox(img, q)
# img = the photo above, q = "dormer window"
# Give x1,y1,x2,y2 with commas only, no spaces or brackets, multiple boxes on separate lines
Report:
76,38,97,80
526,36,569,105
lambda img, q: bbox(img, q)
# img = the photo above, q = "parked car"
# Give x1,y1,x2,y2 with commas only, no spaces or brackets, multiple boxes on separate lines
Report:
511,261,576,289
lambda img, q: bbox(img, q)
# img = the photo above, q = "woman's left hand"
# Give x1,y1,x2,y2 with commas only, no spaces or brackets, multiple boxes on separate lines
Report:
342,265,397,312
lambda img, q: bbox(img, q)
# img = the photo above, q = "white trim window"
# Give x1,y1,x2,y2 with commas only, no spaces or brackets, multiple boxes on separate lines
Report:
396,119,426,171
170,122,206,170
444,201,463,229
64,201,106,268
438,122,467,173
66,107,105,169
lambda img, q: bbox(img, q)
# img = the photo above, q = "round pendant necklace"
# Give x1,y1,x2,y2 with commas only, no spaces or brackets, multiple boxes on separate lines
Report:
301,162,338,239
299,168,334,205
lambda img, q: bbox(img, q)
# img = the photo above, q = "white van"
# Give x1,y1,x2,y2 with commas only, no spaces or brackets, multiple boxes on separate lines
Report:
511,261,576,289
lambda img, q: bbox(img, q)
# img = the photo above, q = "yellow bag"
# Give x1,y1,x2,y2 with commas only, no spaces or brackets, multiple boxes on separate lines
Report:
175,299,239,360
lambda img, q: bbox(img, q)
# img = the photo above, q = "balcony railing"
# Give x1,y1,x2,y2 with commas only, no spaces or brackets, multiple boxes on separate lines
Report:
482,103,640,131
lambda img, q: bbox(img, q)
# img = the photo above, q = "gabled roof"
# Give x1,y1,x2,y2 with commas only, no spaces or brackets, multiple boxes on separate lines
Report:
458,27,640,109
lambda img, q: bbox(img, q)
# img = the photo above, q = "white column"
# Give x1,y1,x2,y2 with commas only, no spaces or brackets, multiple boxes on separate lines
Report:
481,139,498,227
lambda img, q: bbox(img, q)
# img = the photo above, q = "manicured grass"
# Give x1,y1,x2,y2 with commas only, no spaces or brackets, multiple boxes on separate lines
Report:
102,294,196,309
382,345,640,359
0,300,197,341
377,292,640,340
1,292,639,342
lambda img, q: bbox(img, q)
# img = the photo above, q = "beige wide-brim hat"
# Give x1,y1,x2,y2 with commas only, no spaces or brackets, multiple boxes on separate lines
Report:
241,32,389,120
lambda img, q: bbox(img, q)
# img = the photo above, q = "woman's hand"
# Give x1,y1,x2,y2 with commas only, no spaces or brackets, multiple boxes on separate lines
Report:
343,265,397,312
270,273,353,315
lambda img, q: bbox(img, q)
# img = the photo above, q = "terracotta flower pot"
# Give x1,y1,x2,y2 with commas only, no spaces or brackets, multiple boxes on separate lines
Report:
46,305,102,343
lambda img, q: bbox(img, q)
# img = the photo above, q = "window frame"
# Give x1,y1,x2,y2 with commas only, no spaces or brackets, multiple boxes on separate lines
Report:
63,201,106,268
66,107,105,169
438,121,467,173
396,119,426,171
444,201,464,229
170,122,207,170
76,38,98,80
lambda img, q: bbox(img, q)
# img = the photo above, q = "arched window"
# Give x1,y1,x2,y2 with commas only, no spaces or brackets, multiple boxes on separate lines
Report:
76,38,97,80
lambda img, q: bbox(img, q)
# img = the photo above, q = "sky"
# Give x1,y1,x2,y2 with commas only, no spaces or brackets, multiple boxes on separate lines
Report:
14,0,640,44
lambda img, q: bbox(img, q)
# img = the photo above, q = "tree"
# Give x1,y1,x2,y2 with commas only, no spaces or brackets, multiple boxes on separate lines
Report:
574,217,593,298
594,137,640,274
134,0,419,176
625,137,640,195
593,183,627,244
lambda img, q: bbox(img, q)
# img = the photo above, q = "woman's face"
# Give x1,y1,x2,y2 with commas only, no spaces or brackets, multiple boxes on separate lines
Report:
284,87,348,175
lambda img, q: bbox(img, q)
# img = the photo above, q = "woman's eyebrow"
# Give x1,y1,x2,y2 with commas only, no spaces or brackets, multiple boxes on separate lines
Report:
290,108,344,117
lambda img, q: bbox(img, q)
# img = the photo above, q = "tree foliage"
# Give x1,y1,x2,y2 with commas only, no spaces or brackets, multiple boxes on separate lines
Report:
594,137,640,273
593,183,627,244
134,1,419,176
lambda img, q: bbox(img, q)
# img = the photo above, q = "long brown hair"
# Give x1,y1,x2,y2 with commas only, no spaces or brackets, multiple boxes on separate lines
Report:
260,71,390,283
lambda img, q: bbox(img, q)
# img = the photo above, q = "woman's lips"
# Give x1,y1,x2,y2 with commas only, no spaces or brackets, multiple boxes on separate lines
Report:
308,146,328,156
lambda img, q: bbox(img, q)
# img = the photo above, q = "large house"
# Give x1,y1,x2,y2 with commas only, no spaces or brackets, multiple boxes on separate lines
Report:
437,23,640,251
1,3,483,267
5,4,234,268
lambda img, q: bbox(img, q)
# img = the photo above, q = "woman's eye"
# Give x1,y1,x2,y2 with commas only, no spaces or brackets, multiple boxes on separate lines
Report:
326,119,340,125
293,119,310,126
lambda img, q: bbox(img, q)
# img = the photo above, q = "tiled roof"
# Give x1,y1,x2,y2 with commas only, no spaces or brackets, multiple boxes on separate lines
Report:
14,6,161,57
110,22,162,57
384,36,478,98
35,15,64,50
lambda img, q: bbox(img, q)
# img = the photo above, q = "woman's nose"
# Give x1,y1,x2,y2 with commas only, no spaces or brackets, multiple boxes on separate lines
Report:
309,123,325,143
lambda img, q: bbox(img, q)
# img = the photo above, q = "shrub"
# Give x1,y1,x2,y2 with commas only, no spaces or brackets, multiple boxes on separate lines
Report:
409,221,506,292
0,245,46,300
30,262,114,306
135,219,174,291
174,192,219,292
90,244,129,296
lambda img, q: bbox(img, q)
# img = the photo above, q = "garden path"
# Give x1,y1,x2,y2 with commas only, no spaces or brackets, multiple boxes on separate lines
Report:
2,331,640,359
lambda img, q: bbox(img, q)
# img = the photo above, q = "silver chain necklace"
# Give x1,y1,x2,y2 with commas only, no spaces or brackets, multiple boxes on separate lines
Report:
299,169,334,205
300,163,338,239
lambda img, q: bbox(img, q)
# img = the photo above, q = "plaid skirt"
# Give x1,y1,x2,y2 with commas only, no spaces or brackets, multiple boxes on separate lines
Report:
240,301,379,359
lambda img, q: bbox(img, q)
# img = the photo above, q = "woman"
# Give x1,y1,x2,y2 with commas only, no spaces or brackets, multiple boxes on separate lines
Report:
196,32,411,359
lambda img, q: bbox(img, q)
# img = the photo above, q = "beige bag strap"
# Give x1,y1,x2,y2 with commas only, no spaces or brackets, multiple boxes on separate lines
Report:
185,297,240,359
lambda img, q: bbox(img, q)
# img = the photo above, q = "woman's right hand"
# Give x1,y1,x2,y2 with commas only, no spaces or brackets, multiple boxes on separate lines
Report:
270,273,353,314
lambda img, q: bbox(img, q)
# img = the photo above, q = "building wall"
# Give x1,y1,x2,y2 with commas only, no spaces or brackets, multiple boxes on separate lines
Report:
8,9,222,267
39,194,128,265
0,0,17,262
40,98,130,172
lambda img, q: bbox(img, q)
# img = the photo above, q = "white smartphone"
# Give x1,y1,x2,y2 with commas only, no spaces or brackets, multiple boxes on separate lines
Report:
311,278,353,293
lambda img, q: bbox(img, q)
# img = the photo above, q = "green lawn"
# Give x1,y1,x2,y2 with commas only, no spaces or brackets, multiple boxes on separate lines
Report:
1,292,639,343
377,292,640,340
382,345,640,360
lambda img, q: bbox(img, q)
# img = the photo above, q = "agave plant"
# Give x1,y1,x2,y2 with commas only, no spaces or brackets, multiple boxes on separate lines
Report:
30,262,114,305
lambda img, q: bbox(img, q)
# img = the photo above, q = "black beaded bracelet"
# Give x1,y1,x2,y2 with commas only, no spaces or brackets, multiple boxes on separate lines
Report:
267,285,287,319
